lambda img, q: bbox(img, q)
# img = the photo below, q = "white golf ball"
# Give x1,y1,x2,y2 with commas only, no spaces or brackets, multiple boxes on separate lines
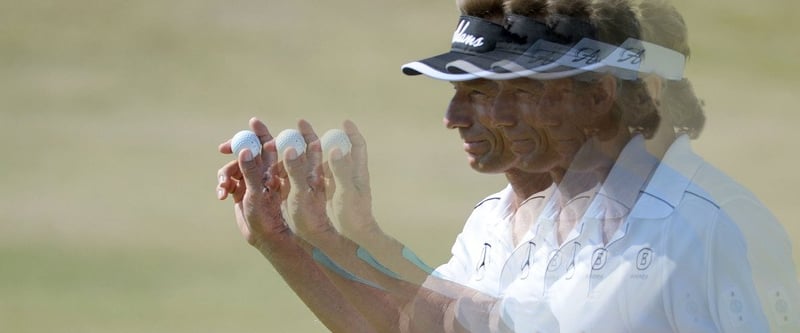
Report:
231,130,261,158
275,129,306,160
321,129,352,159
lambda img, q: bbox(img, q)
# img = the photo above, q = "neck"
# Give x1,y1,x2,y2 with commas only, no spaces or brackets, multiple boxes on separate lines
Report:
590,124,632,183
505,168,553,210
644,114,677,159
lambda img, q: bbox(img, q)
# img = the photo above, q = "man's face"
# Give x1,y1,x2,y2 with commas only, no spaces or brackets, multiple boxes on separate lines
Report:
492,78,591,174
445,79,516,173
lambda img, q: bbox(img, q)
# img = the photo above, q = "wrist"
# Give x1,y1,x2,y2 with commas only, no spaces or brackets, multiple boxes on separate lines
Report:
252,227,295,257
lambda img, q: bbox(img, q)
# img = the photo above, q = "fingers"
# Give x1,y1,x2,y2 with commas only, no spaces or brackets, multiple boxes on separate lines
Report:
298,120,322,167
284,120,324,192
271,161,291,201
330,120,370,191
218,117,279,200
323,161,336,201
238,148,267,196
218,117,273,156
218,139,233,154
249,117,277,165
217,159,242,200
250,117,273,143
343,120,367,162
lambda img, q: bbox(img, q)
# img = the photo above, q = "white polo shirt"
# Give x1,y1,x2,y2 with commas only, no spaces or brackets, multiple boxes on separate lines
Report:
428,183,555,298
499,135,773,332
659,135,799,332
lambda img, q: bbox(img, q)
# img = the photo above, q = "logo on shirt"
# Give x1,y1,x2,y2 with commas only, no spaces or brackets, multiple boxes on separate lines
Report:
452,21,485,48
547,250,562,271
519,241,536,280
636,248,654,270
474,242,491,281
592,248,608,270
565,242,581,280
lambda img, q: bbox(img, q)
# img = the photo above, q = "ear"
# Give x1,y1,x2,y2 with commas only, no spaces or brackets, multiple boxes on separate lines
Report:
581,75,619,141
592,74,617,114
642,74,663,105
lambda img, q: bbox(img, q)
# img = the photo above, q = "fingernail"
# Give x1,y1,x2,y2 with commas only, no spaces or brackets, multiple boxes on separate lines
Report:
219,175,226,183
217,188,225,199
243,150,254,162
286,148,298,160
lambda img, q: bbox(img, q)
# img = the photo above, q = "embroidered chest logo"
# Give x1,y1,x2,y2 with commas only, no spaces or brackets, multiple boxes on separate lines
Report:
520,241,536,279
474,242,492,281
592,248,609,270
452,21,485,48
547,250,562,271
636,248,654,270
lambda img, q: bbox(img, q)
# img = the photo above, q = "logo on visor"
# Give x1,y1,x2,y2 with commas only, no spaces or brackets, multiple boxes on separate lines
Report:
529,49,561,65
572,47,601,65
452,21,485,48
618,48,645,65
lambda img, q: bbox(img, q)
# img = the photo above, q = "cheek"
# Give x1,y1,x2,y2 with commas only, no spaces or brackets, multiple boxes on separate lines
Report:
563,97,593,124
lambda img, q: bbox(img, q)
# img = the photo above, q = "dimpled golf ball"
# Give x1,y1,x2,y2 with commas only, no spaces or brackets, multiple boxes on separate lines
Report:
321,129,352,159
275,129,306,160
231,130,261,158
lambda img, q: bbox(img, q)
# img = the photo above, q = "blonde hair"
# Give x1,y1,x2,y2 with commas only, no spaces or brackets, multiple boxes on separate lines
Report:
457,0,507,23
636,0,705,138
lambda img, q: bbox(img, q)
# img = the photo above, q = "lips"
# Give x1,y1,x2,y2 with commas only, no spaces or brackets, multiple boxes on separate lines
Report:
463,139,490,155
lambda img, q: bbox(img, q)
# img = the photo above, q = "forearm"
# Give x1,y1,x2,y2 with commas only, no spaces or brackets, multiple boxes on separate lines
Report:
312,254,406,333
299,228,450,332
341,224,432,285
305,230,500,333
255,230,376,333
305,228,422,300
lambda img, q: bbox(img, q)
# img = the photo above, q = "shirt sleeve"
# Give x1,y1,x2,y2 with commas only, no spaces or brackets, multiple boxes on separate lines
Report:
706,210,770,332
428,230,473,294
718,196,800,332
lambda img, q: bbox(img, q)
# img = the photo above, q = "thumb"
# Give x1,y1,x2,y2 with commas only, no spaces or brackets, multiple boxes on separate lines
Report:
237,148,265,195
329,148,355,188
323,161,335,201
281,146,308,190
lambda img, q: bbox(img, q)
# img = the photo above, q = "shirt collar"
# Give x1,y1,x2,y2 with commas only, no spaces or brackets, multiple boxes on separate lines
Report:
632,134,704,218
585,134,659,219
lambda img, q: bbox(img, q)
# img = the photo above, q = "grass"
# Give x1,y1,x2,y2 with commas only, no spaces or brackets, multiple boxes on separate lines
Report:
0,0,798,331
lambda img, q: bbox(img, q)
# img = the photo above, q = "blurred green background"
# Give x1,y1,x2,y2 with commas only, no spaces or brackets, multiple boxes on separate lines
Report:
1,0,797,331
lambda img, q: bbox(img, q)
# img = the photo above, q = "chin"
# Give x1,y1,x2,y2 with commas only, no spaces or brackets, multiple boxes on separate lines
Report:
472,160,507,174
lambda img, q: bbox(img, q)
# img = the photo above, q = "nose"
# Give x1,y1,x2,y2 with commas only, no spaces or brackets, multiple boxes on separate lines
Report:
444,91,474,129
491,90,518,128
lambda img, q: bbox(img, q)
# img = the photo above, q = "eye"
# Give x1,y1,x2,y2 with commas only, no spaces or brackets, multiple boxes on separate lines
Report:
515,88,542,100
469,89,494,100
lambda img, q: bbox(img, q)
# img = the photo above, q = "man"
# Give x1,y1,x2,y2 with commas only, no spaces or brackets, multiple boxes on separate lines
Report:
216,0,557,331
216,0,799,331
454,0,797,331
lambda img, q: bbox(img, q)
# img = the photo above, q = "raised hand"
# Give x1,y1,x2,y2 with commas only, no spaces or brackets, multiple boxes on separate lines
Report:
282,120,337,241
217,117,290,248
326,120,379,239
